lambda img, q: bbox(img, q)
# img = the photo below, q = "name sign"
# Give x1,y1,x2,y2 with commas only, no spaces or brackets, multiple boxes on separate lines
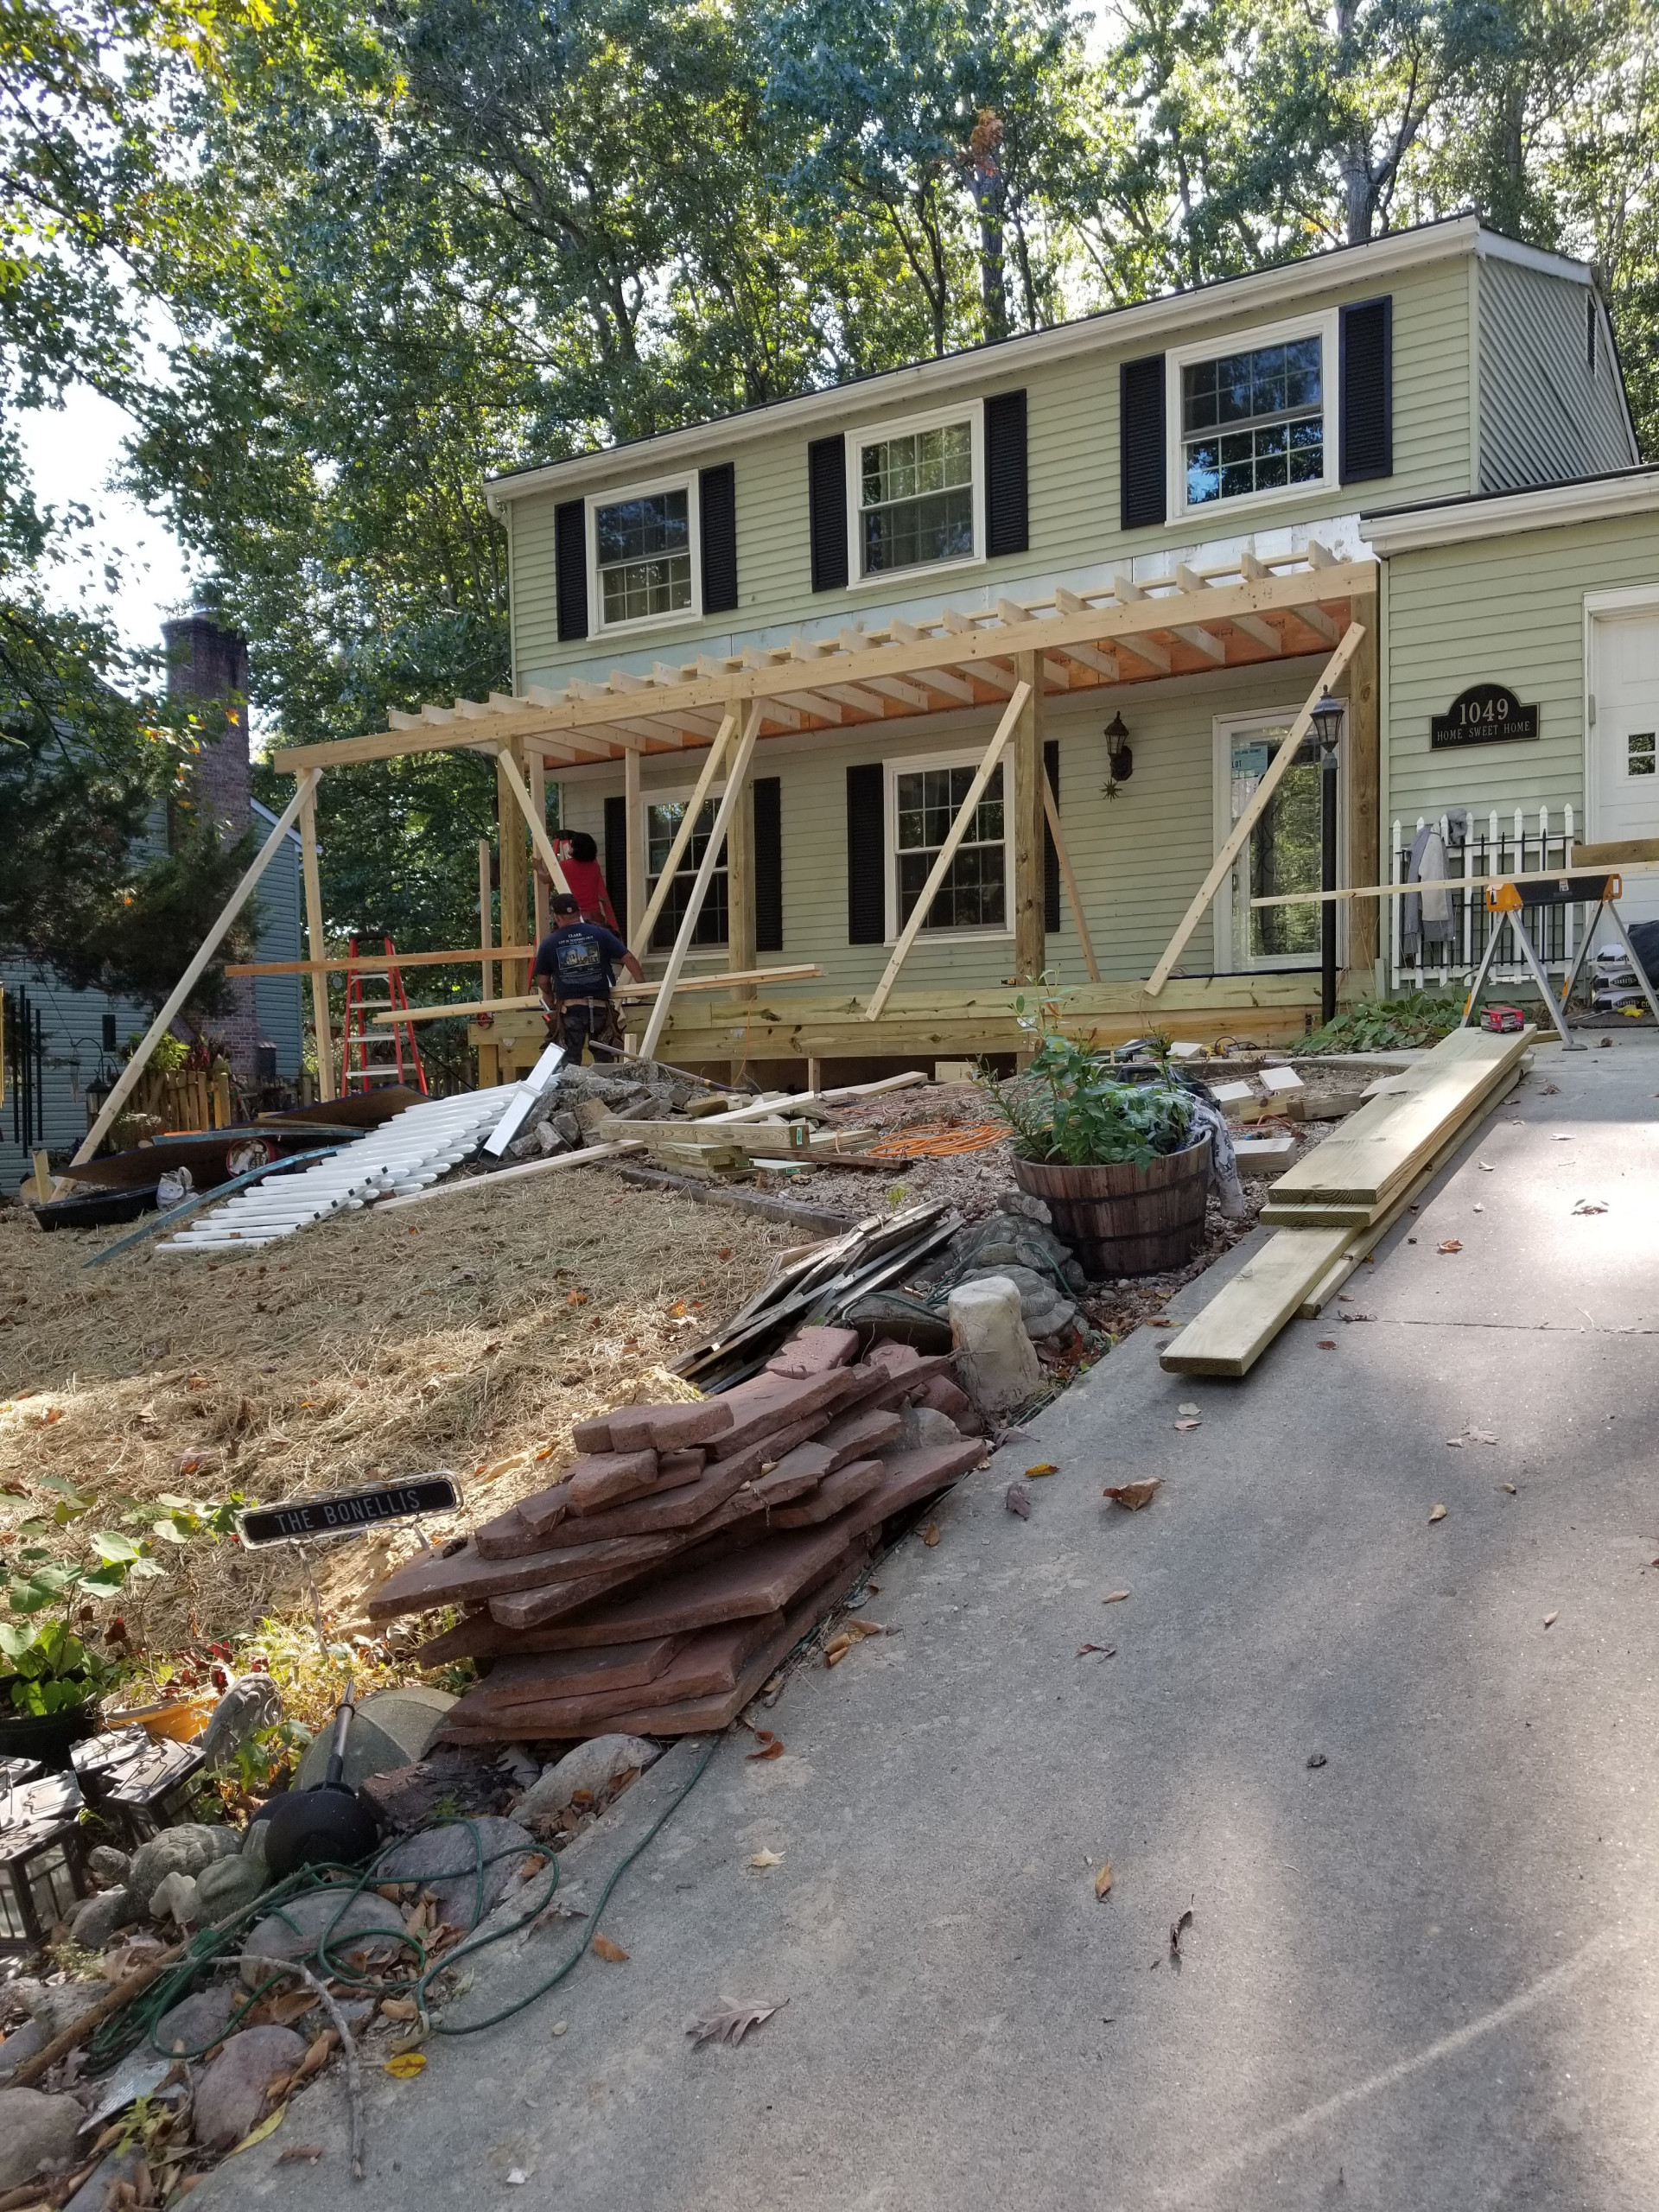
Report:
238,1474,461,1548
1432,683,1540,750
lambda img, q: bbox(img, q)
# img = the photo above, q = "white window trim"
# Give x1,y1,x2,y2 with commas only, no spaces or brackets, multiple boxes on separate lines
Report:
586,470,702,638
1167,308,1340,525
883,744,1014,946
847,400,987,591
1211,702,1344,973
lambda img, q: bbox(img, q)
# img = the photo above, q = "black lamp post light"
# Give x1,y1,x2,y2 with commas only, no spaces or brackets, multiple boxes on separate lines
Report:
1310,695,1344,1026
1103,712,1134,798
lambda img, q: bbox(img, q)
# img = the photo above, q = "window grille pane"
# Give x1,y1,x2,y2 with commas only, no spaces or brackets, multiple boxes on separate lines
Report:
595,490,692,624
645,798,728,948
1629,732,1656,777
893,763,1005,930
1182,336,1324,505
859,423,974,575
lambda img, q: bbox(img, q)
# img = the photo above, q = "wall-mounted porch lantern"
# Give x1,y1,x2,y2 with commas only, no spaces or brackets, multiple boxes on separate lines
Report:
1103,712,1134,799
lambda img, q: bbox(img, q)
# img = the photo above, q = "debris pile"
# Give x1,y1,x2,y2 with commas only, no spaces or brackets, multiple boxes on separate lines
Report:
365,1326,987,1743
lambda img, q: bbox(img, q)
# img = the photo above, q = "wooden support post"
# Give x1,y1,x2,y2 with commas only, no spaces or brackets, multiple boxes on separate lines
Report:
479,838,495,1002
629,709,735,959
299,784,335,1103
1144,626,1365,997
1013,652,1046,985
624,746,645,946
640,705,760,1065
1345,607,1380,977
726,760,757,1001
528,752,550,948
496,744,530,999
69,770,321,1171
866,683,1031,1022
1042,777,1100,984
493,748,575,903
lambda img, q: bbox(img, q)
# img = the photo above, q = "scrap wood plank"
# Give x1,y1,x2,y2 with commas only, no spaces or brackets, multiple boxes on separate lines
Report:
1158,1227,1353,1377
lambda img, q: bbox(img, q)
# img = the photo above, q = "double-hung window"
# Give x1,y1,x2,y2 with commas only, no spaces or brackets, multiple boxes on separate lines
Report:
1168,315,1336,518
887,750,1010,938
588,476,698,632
851,406,984,584
645,793,727,950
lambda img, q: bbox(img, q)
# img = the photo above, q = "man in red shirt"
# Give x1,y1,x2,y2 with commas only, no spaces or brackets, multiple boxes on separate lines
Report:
539,832,620,931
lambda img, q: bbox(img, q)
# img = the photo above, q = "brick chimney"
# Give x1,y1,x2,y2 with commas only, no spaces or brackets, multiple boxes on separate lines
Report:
163,614,262,1078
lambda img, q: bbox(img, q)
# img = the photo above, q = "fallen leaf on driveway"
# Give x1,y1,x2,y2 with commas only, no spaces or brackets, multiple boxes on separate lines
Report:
1094,1864,1115,1899
1428,1503,1448,1523
379,1998,418,2022
1446,1438,1464,1447
1077,1643,1116,1657
1005,1482,1033,1518
1146,1318,1176,1328
1467,1429,1497,1444
228,2105,288,2157
1025,1462,1058,1477
1169,1908,1194,1960
1502,1484,1516,1494
746,1731,785,1761
591,1934,629,1962
276,2146,324,2165
1306,1752,1327,1769
1177,1402,1199,1415
1174,1416,1202,1429
823,1634,853,1666
920,1522,941,1547
1338,1312,1376,1322
1573,1199,1608,1215
688,1998,785,2046
1478,1160,1494,1172
385,2052,426,2078
1103,1588,1130,1604
1437,1240,1463,1254
1317,1339,1337,1351
1543,1611,1559,1628
1103,1479,1160,1511
747,1849,784,1869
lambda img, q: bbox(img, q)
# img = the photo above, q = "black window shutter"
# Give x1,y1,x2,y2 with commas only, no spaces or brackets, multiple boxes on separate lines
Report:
984,390,1028,558
753,776,782,951
603,795,627,930
809,434,849,592
699,462,738,613
1339,297,1393,484
1043,741,1060,933
1119,356,1166,531
555,499,588,641
846,763,886,943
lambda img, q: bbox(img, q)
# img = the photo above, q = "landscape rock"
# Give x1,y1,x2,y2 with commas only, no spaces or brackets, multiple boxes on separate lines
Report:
128,1825,241,1908
69,1886,140,1951
0,2087,83,2189
153,1982,242,2057
193,2024,308,2150
948,1275,1044,1413
515,1735,662,1825
899,1402,970,1452
86,1846,131,1887
0,2018,48,2085
240,1890,408,1985
375,1815,537,1929
196,1853,270,1924
11,1978,106,2037
149,1870,200,1925
62,2149,147,2212
197,1674,285,1769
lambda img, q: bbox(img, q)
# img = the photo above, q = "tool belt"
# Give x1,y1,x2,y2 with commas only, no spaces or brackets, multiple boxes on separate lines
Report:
543,995,622,1049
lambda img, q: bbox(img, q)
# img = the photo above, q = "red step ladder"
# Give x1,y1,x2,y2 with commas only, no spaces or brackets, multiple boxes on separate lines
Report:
340,936,429,1094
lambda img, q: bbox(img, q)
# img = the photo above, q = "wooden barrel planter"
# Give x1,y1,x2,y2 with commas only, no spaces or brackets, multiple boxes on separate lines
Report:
1011,1135,1212,1280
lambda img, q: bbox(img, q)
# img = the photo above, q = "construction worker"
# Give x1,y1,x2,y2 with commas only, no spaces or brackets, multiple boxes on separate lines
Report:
532,893,644,1061
537,832,620,930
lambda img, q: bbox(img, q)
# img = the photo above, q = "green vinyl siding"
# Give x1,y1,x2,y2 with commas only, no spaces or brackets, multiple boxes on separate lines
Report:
510,255,1473,692
552,656,1320,992
1476,257,1636,493
1384,511,1659,831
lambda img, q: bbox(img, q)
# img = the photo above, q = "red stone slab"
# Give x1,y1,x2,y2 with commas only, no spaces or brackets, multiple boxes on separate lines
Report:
442,1611,785,1735
365,1527,676,1620
566,1446,661,1515
767,1458,885,1528
747,1440,837,1508
605,1398,734,1455
707,1364,868,1459
814,1404,903,1469
458,1634,686,1707
836,1438,987,1539
765,1325,860,1377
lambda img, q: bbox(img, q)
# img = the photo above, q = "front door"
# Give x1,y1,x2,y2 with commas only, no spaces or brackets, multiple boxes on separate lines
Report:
1591,609,1659,925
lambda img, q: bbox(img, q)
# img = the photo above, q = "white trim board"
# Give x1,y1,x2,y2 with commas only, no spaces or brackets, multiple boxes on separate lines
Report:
487,219,1589,513
1363,469,1659,554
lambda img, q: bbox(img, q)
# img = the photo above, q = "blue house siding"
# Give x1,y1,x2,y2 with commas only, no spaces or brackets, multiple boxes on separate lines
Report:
249,798,304,1079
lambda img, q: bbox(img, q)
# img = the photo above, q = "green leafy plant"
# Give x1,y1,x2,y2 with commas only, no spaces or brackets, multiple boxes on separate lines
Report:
0,1617,124,1715
979,1024,1197,1169
1289,995,1465,1055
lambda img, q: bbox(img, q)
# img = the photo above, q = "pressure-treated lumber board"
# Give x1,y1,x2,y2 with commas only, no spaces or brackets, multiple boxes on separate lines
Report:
1264,1026,1532,1211
1293,1066,1521,1314
1157,1226,1354,1377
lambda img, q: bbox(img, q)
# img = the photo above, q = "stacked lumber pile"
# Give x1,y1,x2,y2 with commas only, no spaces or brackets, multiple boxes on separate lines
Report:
365,1329,985,1739
1162,1024,1534,1377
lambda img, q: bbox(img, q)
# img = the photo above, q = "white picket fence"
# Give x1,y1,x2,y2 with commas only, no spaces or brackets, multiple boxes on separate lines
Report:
1389,806,1582,992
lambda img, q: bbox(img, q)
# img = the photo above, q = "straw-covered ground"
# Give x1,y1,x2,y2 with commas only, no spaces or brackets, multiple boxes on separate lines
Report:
0,1168,788,1666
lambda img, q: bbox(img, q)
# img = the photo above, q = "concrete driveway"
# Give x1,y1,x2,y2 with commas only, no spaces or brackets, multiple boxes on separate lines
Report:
214,1034,1659,2212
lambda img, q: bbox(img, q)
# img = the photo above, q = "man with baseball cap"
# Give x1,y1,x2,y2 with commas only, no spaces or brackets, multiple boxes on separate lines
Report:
531,893,645,1060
